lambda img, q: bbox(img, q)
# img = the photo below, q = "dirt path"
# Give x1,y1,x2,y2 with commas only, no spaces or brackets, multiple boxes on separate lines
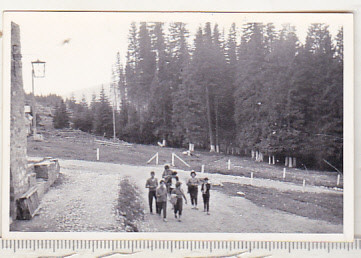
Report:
11,159,342,233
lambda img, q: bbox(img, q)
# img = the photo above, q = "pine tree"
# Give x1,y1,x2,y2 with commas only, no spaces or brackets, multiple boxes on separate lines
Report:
93,87,113,137
234,23,267,155
53,99,70,129
212,23,234,151
137,22,156,115
169,22,191,146
179,27,209,148
147,22,173,143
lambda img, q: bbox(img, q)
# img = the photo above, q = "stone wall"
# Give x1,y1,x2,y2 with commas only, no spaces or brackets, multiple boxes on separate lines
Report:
10,22,29,220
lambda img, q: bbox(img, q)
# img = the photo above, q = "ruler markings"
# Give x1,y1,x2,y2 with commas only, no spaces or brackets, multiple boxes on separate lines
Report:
4,239,361,254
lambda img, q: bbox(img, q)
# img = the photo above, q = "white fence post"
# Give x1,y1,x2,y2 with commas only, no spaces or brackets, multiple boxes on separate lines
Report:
201,165,205,173
171,153,175,166
250,172,254,185
96,148,99,161
228,159,231,170
337,174,340,186
268,156,271,164
146,152,159,165
272,156,275,165
173,153,190,167
302,179,306,192
283,168,286,179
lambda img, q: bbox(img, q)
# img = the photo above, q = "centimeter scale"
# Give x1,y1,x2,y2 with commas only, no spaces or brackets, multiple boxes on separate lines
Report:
0,239,361,257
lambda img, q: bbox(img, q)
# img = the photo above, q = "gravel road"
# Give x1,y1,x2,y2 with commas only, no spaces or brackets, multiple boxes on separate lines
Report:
10,159,342,233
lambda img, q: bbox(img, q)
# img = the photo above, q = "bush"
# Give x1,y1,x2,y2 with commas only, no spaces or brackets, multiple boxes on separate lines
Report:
115,177,144,232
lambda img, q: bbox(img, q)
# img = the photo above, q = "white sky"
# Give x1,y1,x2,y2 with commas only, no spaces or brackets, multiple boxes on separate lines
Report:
5,12,348,100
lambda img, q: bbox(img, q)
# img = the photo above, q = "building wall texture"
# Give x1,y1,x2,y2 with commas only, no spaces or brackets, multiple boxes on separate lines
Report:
10,22,29,220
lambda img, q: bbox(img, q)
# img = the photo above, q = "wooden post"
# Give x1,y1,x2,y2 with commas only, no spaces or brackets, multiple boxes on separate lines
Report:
337,174,340,186
283,168,286,179
96,148,99,161
251,150,255,159
268,156,271,164
285,156,288,167
216,145,220,153
171,153,175,166
272,156,275,165
228,159,231,170
156,152,159,165
302,179,306,192
293,157,297,167
201,165,205,173
250,172,254,185
162,139,166,147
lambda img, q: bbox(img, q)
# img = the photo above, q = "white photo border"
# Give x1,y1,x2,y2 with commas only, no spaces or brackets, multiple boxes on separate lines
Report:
1,11,354,242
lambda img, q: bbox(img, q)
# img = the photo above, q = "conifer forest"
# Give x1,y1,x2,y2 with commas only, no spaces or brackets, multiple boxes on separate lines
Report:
51,22,343,171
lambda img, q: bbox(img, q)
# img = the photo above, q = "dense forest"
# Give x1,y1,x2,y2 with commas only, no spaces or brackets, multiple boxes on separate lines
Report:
48,22,343,171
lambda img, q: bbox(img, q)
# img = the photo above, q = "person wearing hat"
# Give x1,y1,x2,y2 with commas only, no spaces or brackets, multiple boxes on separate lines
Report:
186,170,201,209
171,181,187,222
156,179,168,222
145,171,158,214
201,177,211,215
162,164,173,179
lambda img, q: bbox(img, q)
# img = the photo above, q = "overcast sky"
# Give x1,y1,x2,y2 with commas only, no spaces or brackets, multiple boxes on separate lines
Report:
5,12,348,100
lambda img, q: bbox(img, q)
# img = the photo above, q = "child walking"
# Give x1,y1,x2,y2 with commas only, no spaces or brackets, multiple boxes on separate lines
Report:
156,180,168,222
201,177,211,215
186,170,200,209
171,182,187,222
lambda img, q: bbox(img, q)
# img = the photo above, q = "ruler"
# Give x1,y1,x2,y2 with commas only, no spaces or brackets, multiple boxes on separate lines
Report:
0,239,361,257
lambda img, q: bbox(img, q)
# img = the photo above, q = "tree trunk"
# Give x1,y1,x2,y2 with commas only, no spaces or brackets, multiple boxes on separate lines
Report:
288,156,293,168
205,86,215,152
215,96,220,153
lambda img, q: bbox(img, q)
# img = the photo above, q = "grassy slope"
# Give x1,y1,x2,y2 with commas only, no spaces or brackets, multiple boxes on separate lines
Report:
29,128,342,189
213,183,342,225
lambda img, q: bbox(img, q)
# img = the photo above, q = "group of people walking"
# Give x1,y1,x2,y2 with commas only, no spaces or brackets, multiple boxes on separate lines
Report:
145,165,211,222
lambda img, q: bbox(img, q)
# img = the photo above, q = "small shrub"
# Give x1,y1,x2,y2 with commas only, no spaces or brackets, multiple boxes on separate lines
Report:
115,177,144,232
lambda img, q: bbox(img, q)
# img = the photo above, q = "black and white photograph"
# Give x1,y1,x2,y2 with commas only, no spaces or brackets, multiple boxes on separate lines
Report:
2,11,353,240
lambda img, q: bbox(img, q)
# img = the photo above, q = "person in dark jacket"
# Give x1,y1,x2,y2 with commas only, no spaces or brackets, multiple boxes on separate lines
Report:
145,171,158,214
201,177,211,215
